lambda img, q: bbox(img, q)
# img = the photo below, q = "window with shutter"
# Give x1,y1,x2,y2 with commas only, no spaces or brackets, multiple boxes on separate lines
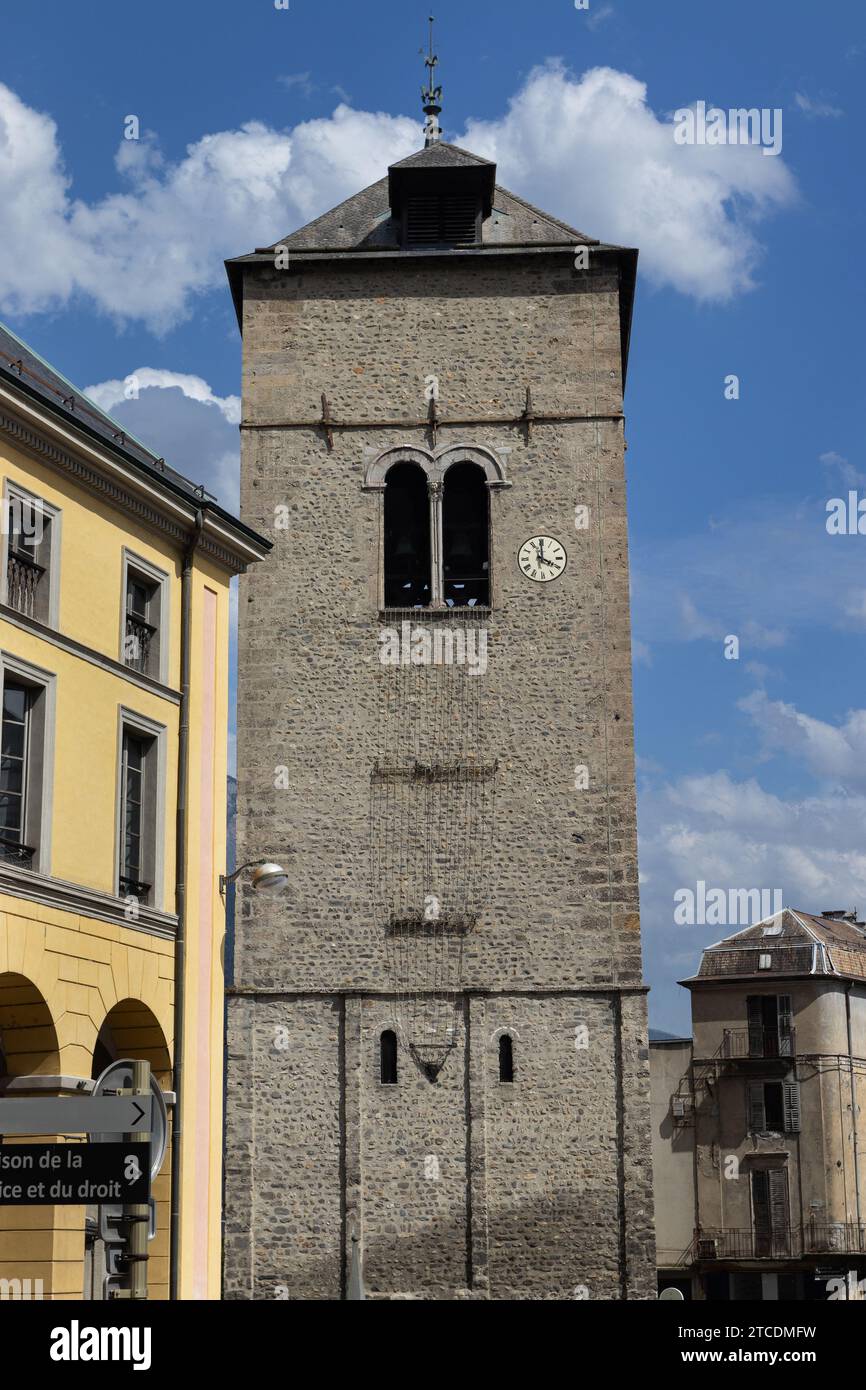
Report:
783,1079,801,1133
751,1167,790,1257
769,1169,789,1232
748,1082,766,1132
747,996,764,1056
777,995,793,1055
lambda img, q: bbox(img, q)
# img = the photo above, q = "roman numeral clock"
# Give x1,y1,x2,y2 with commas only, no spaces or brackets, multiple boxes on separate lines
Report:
518,535,567,582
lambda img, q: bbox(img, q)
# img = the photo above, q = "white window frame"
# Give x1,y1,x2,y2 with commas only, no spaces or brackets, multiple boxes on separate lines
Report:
114,706,167,912
119,549,170,685
0,478,62,628
0,651,56,875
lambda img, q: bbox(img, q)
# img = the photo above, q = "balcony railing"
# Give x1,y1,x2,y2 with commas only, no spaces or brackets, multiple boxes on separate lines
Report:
0,835,35,868
6,550,45,618
118,874,150,903
721,1027,795,1059
693,1222,866,1262
124,613,156,675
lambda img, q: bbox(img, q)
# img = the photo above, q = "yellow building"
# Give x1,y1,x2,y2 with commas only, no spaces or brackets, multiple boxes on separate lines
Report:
0,323,269,1299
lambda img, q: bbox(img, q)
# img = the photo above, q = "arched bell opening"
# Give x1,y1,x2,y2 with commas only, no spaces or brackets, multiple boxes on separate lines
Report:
383,462,431,608
442,461,489,607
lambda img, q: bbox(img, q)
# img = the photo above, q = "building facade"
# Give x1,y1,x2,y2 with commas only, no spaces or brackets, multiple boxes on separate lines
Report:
0,323,269,1299
651,909,866,1300
225,127,655,1299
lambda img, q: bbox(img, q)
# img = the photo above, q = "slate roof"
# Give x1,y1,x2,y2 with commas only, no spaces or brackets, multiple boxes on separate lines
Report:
233,142,599,257
682,908,866,985
225,139,638,377
0,320,267,550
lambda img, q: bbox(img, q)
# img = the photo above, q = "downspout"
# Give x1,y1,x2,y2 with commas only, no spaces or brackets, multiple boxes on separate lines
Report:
845,981,863,1231
170,508,204,1300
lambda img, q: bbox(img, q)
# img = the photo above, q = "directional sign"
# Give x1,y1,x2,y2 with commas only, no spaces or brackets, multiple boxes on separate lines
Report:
92,1060,167,1182
0,1094,151,1136
0,1143,150,1205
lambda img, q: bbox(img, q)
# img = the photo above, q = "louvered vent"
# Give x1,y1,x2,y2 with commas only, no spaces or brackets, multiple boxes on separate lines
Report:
405,195,480,247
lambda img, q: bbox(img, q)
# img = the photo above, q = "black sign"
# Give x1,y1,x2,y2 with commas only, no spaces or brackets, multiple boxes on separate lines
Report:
0,1142,150,1205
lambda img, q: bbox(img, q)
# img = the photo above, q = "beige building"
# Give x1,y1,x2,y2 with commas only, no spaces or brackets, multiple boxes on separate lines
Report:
651,908,866,1300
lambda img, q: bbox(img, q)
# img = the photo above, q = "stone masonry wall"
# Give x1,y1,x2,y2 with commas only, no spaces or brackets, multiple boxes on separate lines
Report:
225,250,655,1299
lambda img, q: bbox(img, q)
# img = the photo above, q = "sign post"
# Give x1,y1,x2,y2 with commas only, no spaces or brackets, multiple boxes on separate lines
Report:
127,1059,150,1301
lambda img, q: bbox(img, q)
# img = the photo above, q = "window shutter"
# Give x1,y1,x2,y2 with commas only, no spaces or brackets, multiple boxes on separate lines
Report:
747,996,763,1056
777,995,793,1055
783,1080,801,1133
768,1169,789,1231
748,1082,766,1132
752,1169,770,1232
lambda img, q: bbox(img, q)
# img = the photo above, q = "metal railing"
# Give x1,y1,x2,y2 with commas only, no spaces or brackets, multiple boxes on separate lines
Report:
721,1027,795,1059
693,1222,866,1262
124,613,156,675
6,550,45,618
0,834,35,867
118,874,151,903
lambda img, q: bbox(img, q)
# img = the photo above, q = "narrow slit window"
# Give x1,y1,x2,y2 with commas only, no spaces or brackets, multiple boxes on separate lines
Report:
380,1029,398,1085
443,462,489,607
499,1033,514,1083
383,463,431,608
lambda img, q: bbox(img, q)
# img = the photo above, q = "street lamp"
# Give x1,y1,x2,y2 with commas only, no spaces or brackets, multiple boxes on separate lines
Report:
219,859,290,897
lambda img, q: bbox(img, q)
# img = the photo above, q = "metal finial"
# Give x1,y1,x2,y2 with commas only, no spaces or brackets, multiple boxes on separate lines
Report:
421,14,442,145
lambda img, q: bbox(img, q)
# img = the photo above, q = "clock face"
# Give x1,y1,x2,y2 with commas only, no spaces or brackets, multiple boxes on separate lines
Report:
518,535,567,583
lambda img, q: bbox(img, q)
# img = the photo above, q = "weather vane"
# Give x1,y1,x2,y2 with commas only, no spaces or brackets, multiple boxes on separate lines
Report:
420,14,442,145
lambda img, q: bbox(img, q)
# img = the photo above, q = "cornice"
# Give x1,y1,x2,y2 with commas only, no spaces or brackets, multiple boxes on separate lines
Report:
0,862,178,939
0,402,263,575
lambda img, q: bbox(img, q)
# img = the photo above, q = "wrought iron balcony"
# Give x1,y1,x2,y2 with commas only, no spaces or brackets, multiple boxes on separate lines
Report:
692,1222,866,1262
805,1222,866,1256
124,613,156,675
0,834,35,868
6,550,45,618
118,874,150,903
721,1027,796,1059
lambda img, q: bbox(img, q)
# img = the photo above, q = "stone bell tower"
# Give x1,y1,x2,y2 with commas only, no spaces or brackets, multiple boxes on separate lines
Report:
224,42,655,1300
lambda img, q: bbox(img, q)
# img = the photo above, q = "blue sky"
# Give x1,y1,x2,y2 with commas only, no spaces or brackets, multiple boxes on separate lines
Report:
1,0,864,1030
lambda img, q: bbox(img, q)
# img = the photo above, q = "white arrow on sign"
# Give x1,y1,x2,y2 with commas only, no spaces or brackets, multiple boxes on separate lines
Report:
0,1095,152,1136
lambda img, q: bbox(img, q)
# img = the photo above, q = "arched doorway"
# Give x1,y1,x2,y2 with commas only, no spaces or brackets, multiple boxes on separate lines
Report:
86,1000,172,1300
0,973,61,1300
0,972,60,1079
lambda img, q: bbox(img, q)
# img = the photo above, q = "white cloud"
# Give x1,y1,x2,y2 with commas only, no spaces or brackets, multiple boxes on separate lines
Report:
461,64,797,301
85,368,240,423
279,73,316,98
83,370,241,509
639,755,866,1027
632,496,866,652
820,449,865,487
0,64,798,330
586,4,615,31
794,92,843,119
740,690,866,792
0,83,419,331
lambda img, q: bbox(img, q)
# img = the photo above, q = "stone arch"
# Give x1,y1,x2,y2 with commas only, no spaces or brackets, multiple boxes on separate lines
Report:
0,972,60,1078
362,442,511,492
92,998,171,1085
